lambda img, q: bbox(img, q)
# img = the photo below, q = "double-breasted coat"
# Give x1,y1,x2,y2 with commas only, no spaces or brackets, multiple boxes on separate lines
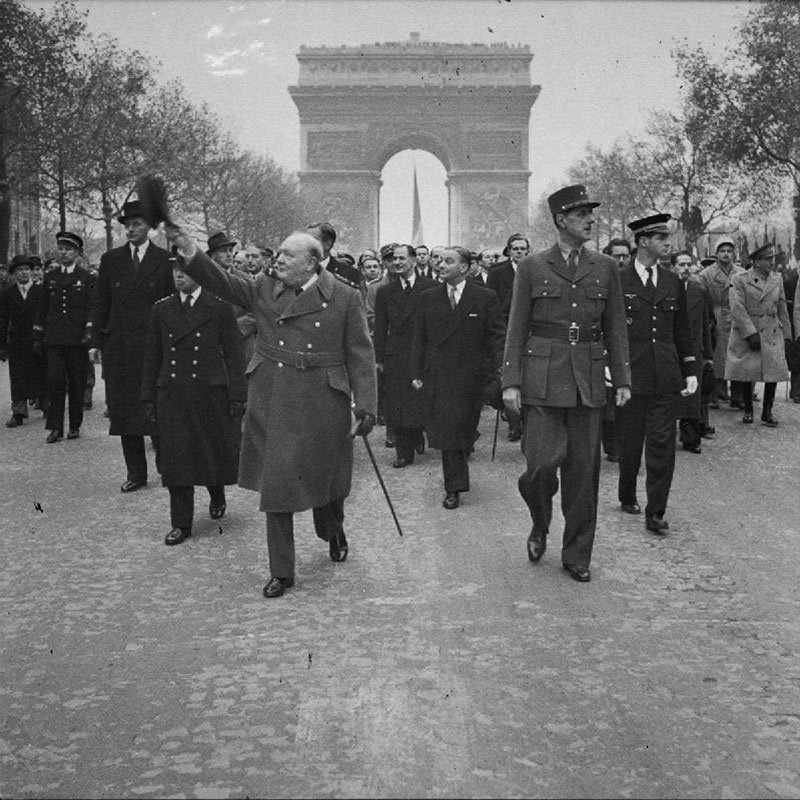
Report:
699,262,744,379
676,278,713,419
141,290,246,487
91,242,174,436
373,274,437,428
181,250,377,513
411,282,506,450
502,244,631,407
0,281,43,402
34,265,95,347
725,269,791,383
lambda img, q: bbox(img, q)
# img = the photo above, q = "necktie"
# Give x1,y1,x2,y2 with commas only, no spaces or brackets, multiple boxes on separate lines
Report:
645,266,654,289
403,280,411,295
182,295,193,316
567,249,579,278
132,246,140,272
449,285,457,310
294,287,303,296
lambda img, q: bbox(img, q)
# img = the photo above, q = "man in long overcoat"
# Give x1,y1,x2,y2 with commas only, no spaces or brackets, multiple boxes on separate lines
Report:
374,244,436,467
0,256,43,427
167,226,377,598
142,257,246,545
90,200,174,492
725,242,791,426
411,247,505,509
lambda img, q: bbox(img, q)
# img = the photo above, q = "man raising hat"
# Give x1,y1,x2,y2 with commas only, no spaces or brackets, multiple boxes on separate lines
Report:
502,184,631,583
89,200,174,492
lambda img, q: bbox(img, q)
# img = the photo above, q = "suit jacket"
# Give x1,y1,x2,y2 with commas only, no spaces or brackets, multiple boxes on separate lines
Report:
619,264,696,395
1,282,41,353
181,249,376,512
91,241,174,435
677,278,713,419
34,266,94,347
486,259,516,322
374,273,437,427
502,243,631,408
699,261,744,377
411,281,505,449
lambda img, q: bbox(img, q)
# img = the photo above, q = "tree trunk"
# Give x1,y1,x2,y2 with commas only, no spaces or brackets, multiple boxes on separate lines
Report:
102,192,113,251
0,152,10,264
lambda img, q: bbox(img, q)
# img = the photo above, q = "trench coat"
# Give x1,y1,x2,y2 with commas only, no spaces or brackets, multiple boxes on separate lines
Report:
411,282,505,450
141,290,246,487
725,269,790,383
91,242,174,436
181,250,377,513
699,262,744,379
676,278,713,419
0,282,42,402
373,274,437,427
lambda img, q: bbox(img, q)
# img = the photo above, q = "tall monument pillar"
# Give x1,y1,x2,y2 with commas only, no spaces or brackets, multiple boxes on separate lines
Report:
290,36,540,252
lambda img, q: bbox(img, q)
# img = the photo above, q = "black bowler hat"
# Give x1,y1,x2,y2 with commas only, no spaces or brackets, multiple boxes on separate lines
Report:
207,231,237,254
750,242,775,261
547,185,600,216
117,200,148,225
56,231,84,250
8,254,34,273
627,214,672,236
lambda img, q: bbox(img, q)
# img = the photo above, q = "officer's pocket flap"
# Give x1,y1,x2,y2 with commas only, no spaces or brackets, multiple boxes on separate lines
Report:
327,366,352,397
531,285,561,299
661,297,678,311
587,286,608,300
590,341,605,359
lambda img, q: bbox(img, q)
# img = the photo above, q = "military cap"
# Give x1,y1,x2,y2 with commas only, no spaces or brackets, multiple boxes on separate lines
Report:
627,214,672,236
749,242,775,261
56,231,84,250
547,185,600,216
8,254,34,273
206,231,237,254
699,257,716,268
715,237,736,252
380,243,399,260
117,200,148,225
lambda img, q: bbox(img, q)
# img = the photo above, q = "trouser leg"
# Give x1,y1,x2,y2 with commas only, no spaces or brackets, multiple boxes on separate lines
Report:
169,486,194,530
206,485,225,506
643,393,678,517
790,371,800,401
679,418,701,446
121,435,148,483
266,511,295,579
616,394,647,505
762,381,776,408
737,381,753,414
394,427,419,462
45,345,67,432
312,499,344,542
442,449,469,493
506,407,522,439
65,345,87,430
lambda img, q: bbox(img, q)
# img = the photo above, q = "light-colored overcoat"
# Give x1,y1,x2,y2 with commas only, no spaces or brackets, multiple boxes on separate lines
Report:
699,261,744,379
725,269,790,382
182,250,377,512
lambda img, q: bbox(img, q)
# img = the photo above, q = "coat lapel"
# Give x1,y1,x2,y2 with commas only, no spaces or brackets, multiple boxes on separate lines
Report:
277,269,336,321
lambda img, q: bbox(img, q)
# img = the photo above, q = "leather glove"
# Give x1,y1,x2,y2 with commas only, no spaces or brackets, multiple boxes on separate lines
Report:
142,402,157,424
0,350,7,362
352,409,376,437
32,340,43,356
229,400,246,419
746,332,761,351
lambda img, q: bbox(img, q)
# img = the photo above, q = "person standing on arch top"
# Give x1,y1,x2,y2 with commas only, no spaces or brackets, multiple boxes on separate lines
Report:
90,200,174,492
501,185,631,584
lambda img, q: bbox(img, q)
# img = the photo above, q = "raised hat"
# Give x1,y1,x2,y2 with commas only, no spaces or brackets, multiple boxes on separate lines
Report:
627,214,672,236
715,237,735,252
9,254,34,273
117,200,148,225
547,185,600,216
56,231,84,250
749,242,775,262
206,231,237,254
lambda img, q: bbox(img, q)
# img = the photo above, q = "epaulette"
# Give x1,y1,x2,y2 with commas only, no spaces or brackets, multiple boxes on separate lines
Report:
331,271,361,290
154,294,174,306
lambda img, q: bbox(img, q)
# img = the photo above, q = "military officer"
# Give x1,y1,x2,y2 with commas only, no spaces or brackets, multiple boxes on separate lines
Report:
33,232,94,442
616,215,698,535
307,221,362,290
502,185,631,583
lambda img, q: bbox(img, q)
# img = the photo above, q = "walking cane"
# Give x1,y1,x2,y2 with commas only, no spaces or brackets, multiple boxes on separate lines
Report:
491,408,500,461
353,422,404,537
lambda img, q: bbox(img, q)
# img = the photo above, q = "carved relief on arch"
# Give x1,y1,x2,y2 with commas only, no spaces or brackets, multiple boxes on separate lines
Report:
316,195,355,247
469,189,518,245
307,131,363,169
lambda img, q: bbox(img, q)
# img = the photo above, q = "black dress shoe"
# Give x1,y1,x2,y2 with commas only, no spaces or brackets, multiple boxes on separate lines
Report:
209,502,226,520
681,443,701,454
415,434,425,455
385,437,396,448
329,531,348,562
527,530,547,562
120,479,147,493
742,412,753,424
263,576,294,598
563,563,591,582
6,415,24,428
165,527,191,545
761,412,778,427
67,428,80,440
45,429,63,443
620,502,641,514
442,492,460,510
508,430,522,442
645,514,669,534
392,457,412,468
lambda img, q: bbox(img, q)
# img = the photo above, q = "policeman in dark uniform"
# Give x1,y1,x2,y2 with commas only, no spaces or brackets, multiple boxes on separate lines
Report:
616,215,698,534
33,232,94,442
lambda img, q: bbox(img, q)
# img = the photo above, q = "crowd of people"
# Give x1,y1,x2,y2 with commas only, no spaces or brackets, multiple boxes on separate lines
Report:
1,185,798,595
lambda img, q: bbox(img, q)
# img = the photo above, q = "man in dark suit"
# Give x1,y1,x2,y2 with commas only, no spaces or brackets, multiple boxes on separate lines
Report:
33,232,94,442
89,200,174,492
502,185,631,583
307,221,362,290
616,215,698,535
411,247,505,509
142,254,247,546
0,255,43,427
374,244,437,467
414,245,434,280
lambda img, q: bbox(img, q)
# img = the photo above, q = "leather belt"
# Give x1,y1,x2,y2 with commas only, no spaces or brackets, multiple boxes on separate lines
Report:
528,322,603,343
258,341,344,369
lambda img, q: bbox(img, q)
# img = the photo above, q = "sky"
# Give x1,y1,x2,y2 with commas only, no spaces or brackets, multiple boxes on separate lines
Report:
31,0,751,247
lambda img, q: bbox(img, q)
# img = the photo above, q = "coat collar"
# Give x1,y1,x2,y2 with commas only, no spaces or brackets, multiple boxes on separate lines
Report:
544,243,598,283
274,268,336,320
744,268,779,298
163,291,216,340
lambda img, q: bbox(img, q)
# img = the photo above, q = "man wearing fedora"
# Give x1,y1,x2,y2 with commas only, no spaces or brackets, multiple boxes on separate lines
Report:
502,185,631,583
616,214,697,535
33,232,94,442
90,200,173,491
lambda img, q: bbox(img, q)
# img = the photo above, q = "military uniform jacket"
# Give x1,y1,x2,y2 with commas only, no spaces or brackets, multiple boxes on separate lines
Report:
699,262,744,378
181,249,377,513
725,269,790,383
141,290,246,488
374,274,437,427
33,265,94,346
502,244,631,408
619,264,696,395
326,255,362,290
91,242,174,435
411,281,505,450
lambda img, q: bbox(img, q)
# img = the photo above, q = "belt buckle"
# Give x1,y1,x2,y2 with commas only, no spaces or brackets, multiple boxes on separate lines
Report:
294,351,305,370
568,323,580,343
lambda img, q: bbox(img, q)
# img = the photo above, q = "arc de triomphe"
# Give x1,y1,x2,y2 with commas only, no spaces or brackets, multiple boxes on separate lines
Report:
289,34,540,252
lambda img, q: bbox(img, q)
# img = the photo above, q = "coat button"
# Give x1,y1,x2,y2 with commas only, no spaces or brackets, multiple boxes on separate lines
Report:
170,360,176,365
196,332,201,337
570,341,577,346
170,372,176,378
572,284,577,289
571,302,577,308
194,346,199,351
277,362,284,368
191,373,196,378
307,343,313,349
278,340,284,346
322,302,328,308
170,346,175,351
315,321,320,327
192,360,198,365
